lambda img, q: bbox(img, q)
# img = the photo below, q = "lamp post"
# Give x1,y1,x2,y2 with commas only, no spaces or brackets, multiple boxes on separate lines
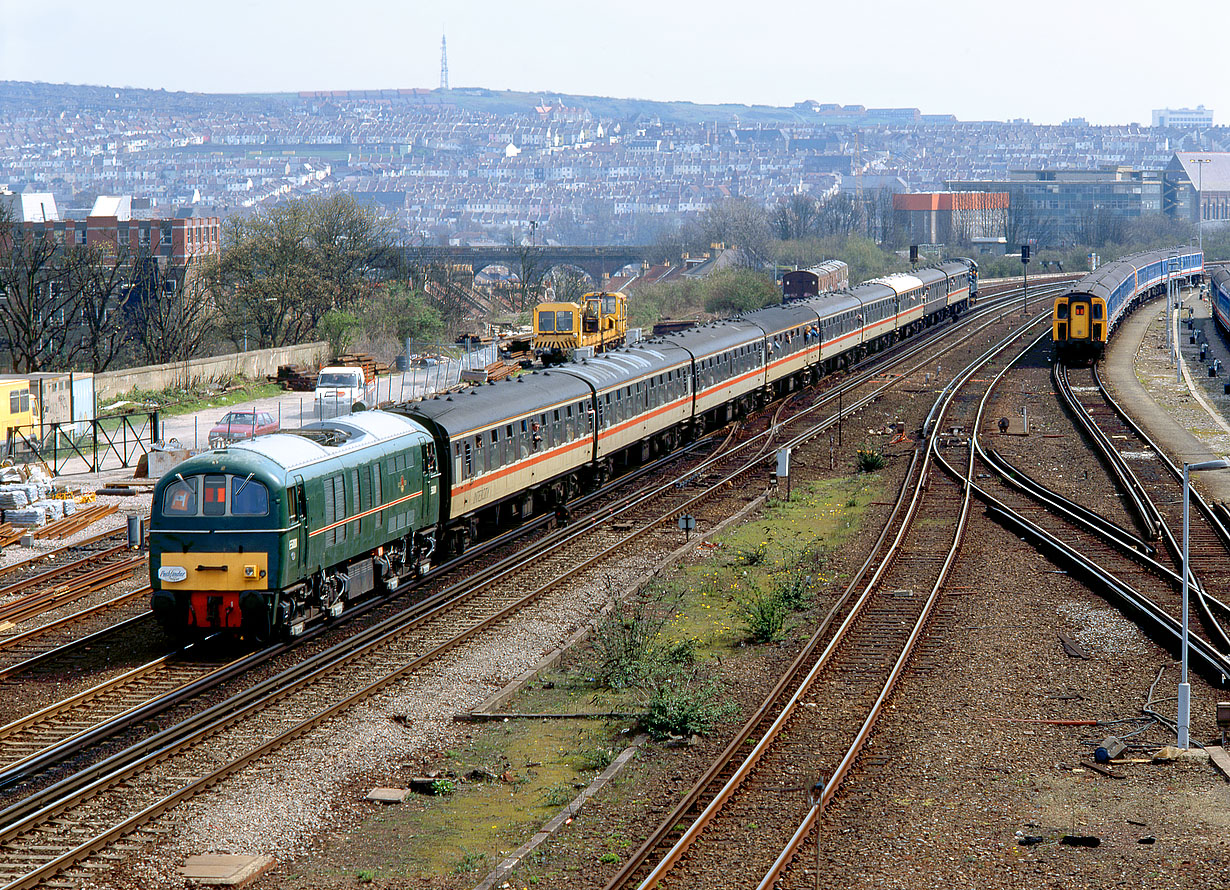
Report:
1178,458,1230,749
1191,157,1212,256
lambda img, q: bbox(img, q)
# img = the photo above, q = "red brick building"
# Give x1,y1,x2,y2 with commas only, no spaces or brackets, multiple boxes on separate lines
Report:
2,192,219,262
893,192,1009,245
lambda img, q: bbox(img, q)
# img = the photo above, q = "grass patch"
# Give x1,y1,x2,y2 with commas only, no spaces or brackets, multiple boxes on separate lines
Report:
100,376,283,418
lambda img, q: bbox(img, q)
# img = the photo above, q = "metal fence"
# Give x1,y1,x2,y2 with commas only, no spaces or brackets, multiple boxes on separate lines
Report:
6,342,503,475
4,412,160,477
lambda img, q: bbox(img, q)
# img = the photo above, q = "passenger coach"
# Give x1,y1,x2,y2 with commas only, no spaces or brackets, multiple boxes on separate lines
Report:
1053,248,1203,361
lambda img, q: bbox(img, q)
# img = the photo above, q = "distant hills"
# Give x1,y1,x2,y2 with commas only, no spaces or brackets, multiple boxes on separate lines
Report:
0,80,945,126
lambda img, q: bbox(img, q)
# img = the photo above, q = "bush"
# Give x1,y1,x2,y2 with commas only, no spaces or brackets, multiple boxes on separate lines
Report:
856,446,887,473
771,565,814,611
640,667,735,739
736,584,788,643
590,584,695,689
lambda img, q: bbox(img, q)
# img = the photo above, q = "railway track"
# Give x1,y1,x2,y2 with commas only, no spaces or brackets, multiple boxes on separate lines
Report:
601,295,1056,888
1053,362,1230,652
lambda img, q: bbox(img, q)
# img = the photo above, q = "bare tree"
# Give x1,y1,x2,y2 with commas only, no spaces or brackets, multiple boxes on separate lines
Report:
546,266,590,302
512,239,545,310
817,193,865,238
772,193,820,241
130,254,214,368
73,245,137,372
700,199,771,266
0,209,94,372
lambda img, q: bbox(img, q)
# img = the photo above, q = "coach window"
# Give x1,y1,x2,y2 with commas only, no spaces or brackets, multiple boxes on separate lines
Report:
506,425,515,463
1056,303,1068,319
490,429,501,468
474,434,485,474
1093,304,1104,319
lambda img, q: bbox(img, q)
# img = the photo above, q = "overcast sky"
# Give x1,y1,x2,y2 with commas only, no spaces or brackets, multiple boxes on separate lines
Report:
1,0,1225,126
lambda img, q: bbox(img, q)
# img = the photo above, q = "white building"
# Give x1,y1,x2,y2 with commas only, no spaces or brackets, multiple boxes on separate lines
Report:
1152,106,1214,128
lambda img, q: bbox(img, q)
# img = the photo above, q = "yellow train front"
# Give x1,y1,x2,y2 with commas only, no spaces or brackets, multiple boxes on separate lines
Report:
1052,290,1106,362
533,292,627,364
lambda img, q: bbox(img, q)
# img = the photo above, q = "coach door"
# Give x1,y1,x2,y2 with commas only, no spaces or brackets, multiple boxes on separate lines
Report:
1070,300,1090,341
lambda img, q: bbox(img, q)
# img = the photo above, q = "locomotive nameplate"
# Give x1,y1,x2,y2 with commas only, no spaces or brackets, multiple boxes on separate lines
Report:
158,566,188,583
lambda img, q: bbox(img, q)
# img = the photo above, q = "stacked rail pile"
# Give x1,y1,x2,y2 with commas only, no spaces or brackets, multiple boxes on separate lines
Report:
460,361,519,384
276,365,318,392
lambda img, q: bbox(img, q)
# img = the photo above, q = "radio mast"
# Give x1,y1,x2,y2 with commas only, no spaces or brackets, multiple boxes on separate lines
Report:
440,34,449,91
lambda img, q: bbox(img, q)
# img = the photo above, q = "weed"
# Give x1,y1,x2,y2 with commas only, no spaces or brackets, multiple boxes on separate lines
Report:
735,585,788,643
580,746,618,772
856,446,887,473
640,667,736,739
662,636,697,665
590,581,694,690
771,565,813,612
541,782,575,807
356,868,376,883
599,852,620,864
430,778,456,796
733,541,770,566
452,850,487,874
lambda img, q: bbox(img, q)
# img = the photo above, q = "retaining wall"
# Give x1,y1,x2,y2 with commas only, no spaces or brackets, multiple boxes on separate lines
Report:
95,341,328,402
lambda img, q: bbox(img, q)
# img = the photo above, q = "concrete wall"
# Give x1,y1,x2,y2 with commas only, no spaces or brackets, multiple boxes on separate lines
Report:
95,341,328,403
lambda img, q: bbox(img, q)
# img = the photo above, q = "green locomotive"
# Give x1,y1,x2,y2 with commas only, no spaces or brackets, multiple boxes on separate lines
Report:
149,412,440,639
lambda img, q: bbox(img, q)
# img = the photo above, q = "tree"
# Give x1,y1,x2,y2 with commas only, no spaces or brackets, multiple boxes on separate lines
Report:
129,254,214,368
699,199,771,267
512,239,545,310
700,268,778,316
208,195,397,349
772,194,820,241
817,193,865,239
73,244,137,372
317,309,361,360
546,266,590,302
0,206,129,372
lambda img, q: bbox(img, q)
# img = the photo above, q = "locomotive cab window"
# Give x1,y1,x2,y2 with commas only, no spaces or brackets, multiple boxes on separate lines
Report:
230,476,269,516
203,475,227,516
163,476,198,515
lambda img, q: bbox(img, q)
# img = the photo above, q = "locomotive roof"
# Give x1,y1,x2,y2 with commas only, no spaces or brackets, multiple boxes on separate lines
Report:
221,410,427,472
400,370,592,438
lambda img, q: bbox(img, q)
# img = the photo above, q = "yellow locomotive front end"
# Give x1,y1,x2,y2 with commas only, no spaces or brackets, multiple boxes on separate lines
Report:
1053,292,1106,362
533,292,627,364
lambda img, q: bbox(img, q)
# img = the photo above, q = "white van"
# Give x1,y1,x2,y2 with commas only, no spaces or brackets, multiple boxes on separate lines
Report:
314,366,373,410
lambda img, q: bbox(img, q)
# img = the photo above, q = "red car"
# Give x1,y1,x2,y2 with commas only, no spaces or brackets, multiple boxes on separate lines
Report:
209,410,279,447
